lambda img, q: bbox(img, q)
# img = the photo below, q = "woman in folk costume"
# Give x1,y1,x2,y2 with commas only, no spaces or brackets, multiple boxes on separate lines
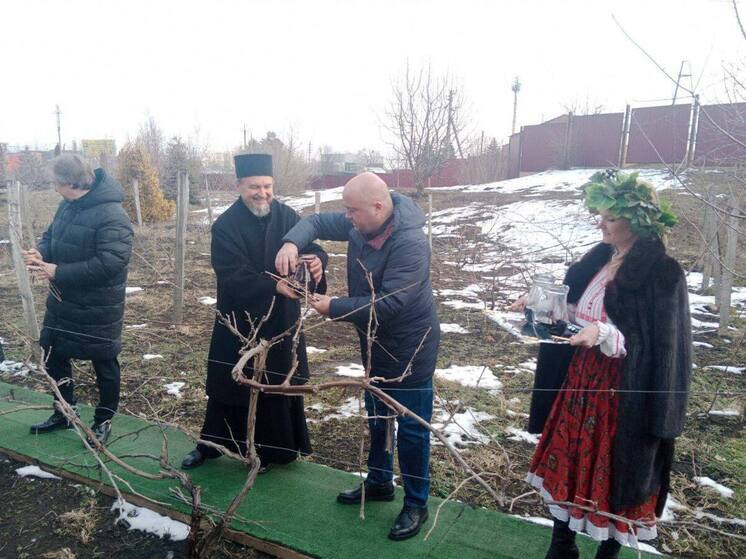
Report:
525,170,691,559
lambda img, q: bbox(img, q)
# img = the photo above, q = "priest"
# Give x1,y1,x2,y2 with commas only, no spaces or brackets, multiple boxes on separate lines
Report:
182,153,327,472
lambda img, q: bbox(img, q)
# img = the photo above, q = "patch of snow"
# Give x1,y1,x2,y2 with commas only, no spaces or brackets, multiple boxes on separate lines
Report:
279,187,345,212
692,341,713,348
660,494,687,522
693,476,734,499
432,408,494,447
164,382,185,398
198,296,217,305
125,287,143,294
334,363,364,378
506,427,540,445
321,397,363,421
705,365,745,374
306,346,327,354
0,239,9,244
143,354,164,361
16,465,61,480
435,365,502,390
0,360,35,377
440,299,484,310
512,514,555,528
506,409,529,418
125,323,148,329
693,510,746,528
440,323,469,334
112,500,189,541
708,409,741,417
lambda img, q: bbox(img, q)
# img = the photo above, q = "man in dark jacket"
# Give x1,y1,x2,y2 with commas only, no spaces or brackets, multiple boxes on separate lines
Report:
181,153,328,472
276,172,440,541
25,154,134,445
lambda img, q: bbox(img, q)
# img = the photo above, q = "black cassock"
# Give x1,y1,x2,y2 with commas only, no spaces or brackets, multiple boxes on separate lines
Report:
197,198,327,464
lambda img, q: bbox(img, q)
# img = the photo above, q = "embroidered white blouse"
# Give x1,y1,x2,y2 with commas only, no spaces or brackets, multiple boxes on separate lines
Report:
569,265,627,358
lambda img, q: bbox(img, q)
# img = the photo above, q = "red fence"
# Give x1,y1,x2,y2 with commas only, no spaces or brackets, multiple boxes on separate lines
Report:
508,101,746,178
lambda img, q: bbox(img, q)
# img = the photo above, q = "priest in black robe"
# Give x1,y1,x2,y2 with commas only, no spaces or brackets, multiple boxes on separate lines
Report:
181,153,328,471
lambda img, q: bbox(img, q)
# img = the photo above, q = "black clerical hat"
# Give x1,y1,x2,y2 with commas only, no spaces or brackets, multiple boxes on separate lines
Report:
234,153,273,178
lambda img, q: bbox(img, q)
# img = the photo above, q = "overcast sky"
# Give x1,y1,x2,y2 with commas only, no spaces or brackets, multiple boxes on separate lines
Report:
2,0,743,156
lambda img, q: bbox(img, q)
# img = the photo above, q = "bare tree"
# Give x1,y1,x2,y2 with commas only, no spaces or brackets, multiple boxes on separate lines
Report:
239,130,312,194
136,116,165,177
386,63,468,196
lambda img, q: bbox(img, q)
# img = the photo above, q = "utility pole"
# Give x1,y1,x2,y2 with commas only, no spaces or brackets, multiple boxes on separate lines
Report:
511,77,521,135
672,60,692,105
55,104,62,154
447,89,464,159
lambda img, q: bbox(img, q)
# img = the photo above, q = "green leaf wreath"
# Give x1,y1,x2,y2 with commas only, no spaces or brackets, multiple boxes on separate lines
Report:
581,169,678,238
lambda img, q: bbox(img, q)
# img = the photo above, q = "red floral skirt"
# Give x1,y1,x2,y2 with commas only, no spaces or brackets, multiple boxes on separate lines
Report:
526,347,658,544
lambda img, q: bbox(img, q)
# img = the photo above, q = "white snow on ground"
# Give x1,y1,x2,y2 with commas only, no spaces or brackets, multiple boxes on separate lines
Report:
694,477,734,499
321,397,363,421
0,360,36,377
440,323,469,334
434,365,502,390
441,299,485,310
143,354,164,361
708,409,742,417
0,239,9,244
125,323,148,329
483,310,532,343
164,382,185,398
306,346,327,354
505,427,540,445
112,500,189,541
280,187,345,212
692,341,714,348
704,365,746,374
660,494,746,528
16,465,61,480
334,363,364,377
198,296,217,305
430,168,682,195
125,287,143,294
431,408,494,447
436,284,484,299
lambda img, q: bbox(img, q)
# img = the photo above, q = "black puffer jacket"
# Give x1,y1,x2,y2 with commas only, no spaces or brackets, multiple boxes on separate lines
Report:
38,169,134,360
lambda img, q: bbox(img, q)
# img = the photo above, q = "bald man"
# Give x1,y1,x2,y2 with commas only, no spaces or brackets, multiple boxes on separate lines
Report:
276,173,440,541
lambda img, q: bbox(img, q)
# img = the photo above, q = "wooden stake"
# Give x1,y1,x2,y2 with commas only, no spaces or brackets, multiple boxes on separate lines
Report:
173,171,189,325
428,192,433,250
314,191,321,214
132,179,143,228
204,175,214,226
718,195,739,336
7,180,40,356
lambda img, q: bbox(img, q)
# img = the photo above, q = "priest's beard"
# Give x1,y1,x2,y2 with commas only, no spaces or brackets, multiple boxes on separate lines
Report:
244,199,271,217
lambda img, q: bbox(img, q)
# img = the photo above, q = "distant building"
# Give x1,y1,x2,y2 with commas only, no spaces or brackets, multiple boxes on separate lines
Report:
81,139,116,159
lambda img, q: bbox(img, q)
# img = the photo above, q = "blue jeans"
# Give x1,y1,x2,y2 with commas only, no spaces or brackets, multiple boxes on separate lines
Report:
364,378,433,509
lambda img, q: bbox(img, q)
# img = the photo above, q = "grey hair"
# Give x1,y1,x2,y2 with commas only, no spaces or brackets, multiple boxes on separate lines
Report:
51,154,95,189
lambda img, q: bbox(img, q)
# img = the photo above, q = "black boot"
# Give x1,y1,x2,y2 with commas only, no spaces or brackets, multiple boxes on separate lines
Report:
594,538,622,559
337,481,396,504
86,420,112,446
29,407,79,434
388,506,429,541
545,519,579,559
181,449,207,470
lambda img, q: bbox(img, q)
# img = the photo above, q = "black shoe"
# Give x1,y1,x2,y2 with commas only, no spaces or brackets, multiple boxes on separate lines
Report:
86,421,112,447
181,449,206,470
594,538,622,559
337,481,396,504
388,506,429,541
258,463,272,474
29,408,78,434
545,519,579,559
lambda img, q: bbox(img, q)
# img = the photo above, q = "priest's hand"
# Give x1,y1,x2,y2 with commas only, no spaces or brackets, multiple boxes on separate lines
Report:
309,294,332,316
275,242,299,276
300,254,323,284
569,323,599,348
276,279,300,300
